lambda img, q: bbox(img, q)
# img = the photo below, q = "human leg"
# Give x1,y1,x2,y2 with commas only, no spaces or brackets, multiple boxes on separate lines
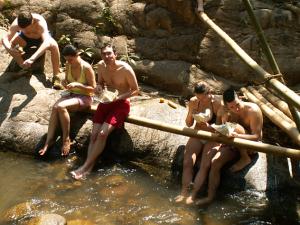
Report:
38,97,71,155
195,145,238,206
186,142,221,204
56,97,82,155
175,137,204,203
9,34,27,67
38,104,60,155
71,122,115,179
47,37,60,76
229,124,251,172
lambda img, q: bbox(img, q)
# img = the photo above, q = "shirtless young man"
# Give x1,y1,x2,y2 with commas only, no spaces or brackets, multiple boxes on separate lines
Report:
194,88,263,206
1,11,62,88
71,44,139,179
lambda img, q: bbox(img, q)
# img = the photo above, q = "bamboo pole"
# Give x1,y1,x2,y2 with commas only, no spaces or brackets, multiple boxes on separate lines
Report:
126,115,300,159
247,86,294,125
257,85,292,119
242,0,300,131
241,87,300,145
242,0,283,82
198,13,300,110
87,105,300,158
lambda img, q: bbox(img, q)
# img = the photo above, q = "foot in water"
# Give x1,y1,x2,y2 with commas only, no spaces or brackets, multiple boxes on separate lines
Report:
38,140,55,156
174,195,186,203
185,196,196,205
230,156,252,173
61,138,71,156
70,167,91,180
39,145,49,156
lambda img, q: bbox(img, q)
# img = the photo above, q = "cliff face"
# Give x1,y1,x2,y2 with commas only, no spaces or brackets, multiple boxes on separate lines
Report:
1,0,299,93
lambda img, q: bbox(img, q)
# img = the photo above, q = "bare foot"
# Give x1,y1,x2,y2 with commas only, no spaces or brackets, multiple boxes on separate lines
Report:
174,195,186,203
195,197,213,206
61,138,71,156
230,156,252,172
70,168,91,180
39,145,49,156
38,140,55,156
185,196,195,205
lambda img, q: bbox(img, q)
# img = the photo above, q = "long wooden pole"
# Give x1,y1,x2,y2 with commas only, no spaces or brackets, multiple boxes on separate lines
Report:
241,87,300,145
242,0,300,131
198,13,300,110
257,85,292,119
247,86,294,125
126,115,300,159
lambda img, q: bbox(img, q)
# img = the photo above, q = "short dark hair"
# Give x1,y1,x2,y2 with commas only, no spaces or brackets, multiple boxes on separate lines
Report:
223,88,237,104
62,44,79,57
194,82,210,94
17,11,33,28
100,43,116,53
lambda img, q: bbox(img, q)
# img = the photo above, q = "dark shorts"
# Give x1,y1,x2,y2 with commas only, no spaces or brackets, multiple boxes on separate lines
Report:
93,99,130,128
18,32,43,52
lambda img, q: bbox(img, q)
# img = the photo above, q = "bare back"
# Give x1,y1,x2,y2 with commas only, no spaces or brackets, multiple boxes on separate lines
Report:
9,13,48,41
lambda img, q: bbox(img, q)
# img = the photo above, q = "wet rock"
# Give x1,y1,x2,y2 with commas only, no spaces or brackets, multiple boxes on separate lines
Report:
1,202,36,222
67,219,95,225
98,174,143,199
26,214,66,225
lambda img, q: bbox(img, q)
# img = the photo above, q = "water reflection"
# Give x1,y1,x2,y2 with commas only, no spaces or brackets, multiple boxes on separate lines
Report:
0,151,299,224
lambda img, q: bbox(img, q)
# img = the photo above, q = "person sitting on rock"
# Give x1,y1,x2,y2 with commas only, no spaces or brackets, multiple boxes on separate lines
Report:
38,44,96,156
192,88,263,206
1,11,63,89
175,82,223,203
70,43,139,180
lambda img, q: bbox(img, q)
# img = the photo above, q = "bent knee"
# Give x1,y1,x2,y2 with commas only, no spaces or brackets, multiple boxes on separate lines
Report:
97,130,108,140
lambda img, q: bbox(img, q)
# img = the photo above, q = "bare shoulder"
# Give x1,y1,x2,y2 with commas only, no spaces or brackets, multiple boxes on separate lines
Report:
116,60,134,73
246,102,262,116
97,60,105,69
189,96,198,106
81,60,92,70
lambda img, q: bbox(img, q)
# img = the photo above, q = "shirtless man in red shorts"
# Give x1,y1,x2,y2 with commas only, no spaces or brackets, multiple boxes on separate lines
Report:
71,44,139,179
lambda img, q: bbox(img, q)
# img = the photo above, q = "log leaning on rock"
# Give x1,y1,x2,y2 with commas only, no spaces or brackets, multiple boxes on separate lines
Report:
241,87,300,146
198,12,300,111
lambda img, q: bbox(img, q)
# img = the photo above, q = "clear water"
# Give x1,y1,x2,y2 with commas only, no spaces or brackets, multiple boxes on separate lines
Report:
0,151,299,224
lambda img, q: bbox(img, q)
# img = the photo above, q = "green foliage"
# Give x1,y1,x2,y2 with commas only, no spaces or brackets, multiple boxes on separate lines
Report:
97,7,118,35
79,47,97,65
57,34,72,47
119,53,140,67
2,0,13,10
0,14,9,29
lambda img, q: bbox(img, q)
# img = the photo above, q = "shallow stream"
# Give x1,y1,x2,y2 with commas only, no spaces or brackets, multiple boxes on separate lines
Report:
0,151,299,224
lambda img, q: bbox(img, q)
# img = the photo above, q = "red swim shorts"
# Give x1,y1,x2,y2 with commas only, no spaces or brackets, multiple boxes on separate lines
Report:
93,99,130,128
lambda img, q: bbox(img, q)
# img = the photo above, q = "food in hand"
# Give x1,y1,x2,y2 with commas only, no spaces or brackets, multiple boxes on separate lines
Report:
97,89,118,103
193,108,211,123
211,122,237,136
